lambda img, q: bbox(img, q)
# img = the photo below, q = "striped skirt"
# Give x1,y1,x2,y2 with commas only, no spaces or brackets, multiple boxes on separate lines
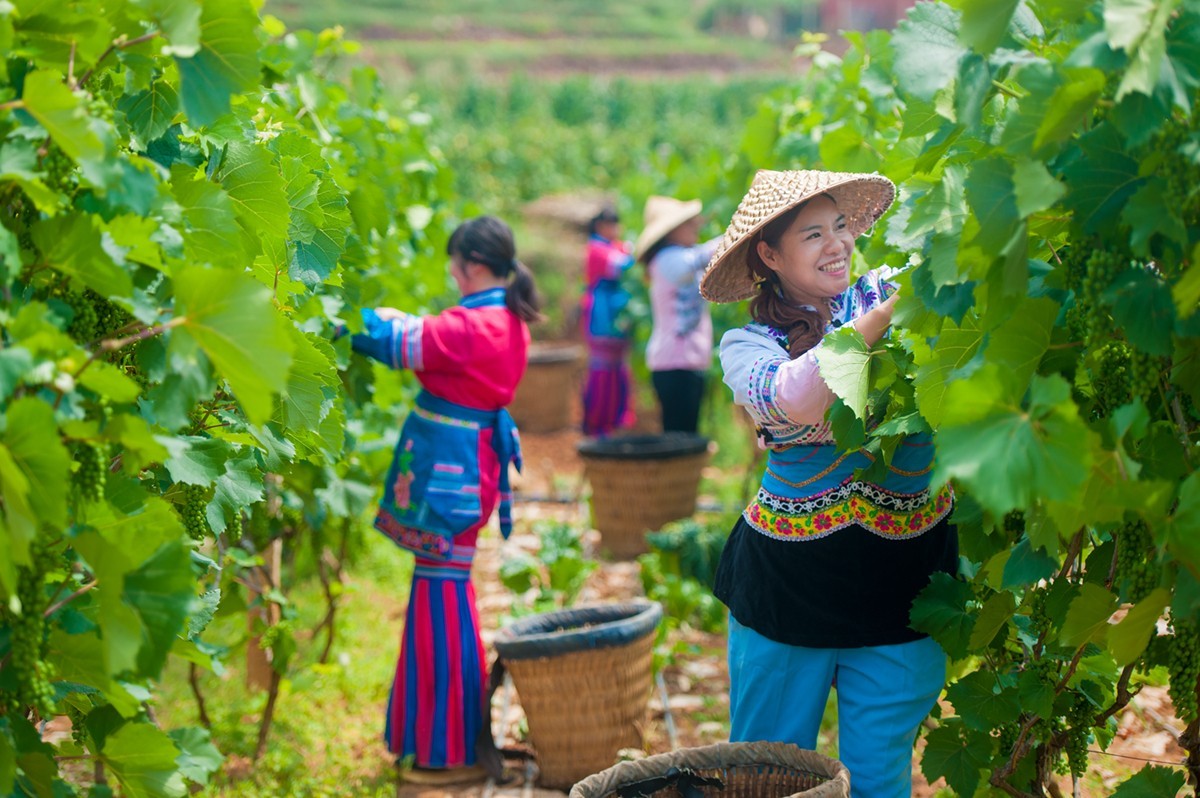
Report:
582,336,635,437
385,546,488,767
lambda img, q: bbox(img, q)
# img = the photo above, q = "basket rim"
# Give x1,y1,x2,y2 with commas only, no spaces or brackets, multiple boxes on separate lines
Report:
567,741,851,798
578,433,709,460
494,599,663,660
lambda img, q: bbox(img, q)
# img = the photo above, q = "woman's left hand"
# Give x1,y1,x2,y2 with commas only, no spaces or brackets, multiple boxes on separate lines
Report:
374,307,407,321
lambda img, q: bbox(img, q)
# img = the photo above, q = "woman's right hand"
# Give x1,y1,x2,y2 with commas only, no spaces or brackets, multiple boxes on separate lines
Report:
853,290,899,346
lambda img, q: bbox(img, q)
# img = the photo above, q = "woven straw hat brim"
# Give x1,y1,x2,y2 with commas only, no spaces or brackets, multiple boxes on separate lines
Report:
699,170,896,303
633,198,703,262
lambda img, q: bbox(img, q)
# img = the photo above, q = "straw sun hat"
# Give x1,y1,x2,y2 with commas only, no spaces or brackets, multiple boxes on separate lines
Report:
633,196,703,262
699,169,896,303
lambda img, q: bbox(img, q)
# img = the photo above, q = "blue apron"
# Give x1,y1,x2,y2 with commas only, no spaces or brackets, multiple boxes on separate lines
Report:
374,390,522,560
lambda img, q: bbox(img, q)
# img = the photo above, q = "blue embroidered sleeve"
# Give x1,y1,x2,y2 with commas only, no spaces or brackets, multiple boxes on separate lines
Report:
350,308,425,371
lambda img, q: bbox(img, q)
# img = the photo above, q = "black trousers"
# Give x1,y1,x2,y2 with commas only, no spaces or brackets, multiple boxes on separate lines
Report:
651,369,705,434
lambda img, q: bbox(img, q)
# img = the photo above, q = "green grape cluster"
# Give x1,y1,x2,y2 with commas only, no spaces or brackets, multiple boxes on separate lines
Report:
1002,510,1025,536
227,511,243,543
5,546,57,718
1063,694,1093,779
1028,592,1053,640
74,442,107,502
40,144,76,195
1090,341,1132,418
66,291,99,341
89,290,133,341
1080,249,1125,344
1128,349,1160,404
1156,118,1200,224
995,722,1020,759
66,703,89,751
179,484,211,541
1114,520,1158,603
1166,616,1200,724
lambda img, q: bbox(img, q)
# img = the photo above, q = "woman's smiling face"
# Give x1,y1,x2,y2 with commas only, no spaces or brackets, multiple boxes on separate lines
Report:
756,195,854,305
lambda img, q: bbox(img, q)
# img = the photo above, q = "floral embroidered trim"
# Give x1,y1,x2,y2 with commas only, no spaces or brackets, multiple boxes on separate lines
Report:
744,483,954,542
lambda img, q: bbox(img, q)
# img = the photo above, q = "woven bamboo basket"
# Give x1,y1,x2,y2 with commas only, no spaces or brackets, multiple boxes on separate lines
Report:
570,741,850,798
508,342,584,433
578,434,710,559
493,600,663,790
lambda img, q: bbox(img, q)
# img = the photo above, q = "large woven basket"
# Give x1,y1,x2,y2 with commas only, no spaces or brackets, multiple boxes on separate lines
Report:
493,600,663,790
578,434,710,559
570,741,850,798
509,342,584,433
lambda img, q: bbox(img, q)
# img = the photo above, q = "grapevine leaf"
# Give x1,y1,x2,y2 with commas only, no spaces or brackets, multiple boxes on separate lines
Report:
1175,245,1200,317
280,330,339,445
911,314,983,428
124,541,195,677
100,722,187,798
1001,537,1059,588
1011,157,1066,218
206,449,263,534
1167,471,1200,576
131,0,202,56
20,69,106,164
0,348,31,405
1017,667,1057,718
935,371,1094,516
1059,582,1118,649
0,140,61,212
984,297,1058,393
289,178,350,287
173,266,294,424
173,0,261,127
1107,588,1170,666
47,630,139,717
161,436,233,486
891,1,966,101
1104,268,1176,356
1120,178,1189,255
215,141,290,252
910,572,976,659
818,122,883,173
118,81,181,148
947,670,1020,733
0,721,13,794
816,328,872,420
30,214,133,298
10,4,111,72
1062,123,1145,234
168,727,223,785
1034,67,1107,151
1,398,70,549
76,360,143,404
1109,765,1187,796
955,52,992,130
959,0,1020,54
968,590,1017,649
1112,0,1183,100
170,164,241,269
919,721,989,798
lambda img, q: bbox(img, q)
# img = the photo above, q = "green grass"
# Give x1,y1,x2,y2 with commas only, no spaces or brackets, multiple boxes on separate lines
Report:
154,533,415,797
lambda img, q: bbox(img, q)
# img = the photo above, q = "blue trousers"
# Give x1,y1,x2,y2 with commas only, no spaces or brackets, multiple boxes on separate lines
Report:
727,617,946,798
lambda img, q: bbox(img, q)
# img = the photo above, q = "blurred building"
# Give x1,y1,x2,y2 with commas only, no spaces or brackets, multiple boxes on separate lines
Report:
819,0,914,32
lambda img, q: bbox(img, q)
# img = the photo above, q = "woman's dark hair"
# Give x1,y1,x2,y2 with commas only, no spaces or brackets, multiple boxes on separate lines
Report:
747,195,835,359
588,205,619,236
447,215,542,323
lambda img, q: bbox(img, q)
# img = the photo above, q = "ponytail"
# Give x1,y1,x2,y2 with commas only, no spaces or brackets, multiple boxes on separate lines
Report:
447,215,542,323
505,259,543,324
746,197,831,359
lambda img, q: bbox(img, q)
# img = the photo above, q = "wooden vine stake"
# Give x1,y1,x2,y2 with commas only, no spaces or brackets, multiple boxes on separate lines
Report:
246,538,283,691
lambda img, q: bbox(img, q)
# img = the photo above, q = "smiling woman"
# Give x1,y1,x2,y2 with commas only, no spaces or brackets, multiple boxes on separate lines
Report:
699,169,958,798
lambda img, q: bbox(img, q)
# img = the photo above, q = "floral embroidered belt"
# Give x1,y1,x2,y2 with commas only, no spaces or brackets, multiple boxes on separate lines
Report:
744,435,954,541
